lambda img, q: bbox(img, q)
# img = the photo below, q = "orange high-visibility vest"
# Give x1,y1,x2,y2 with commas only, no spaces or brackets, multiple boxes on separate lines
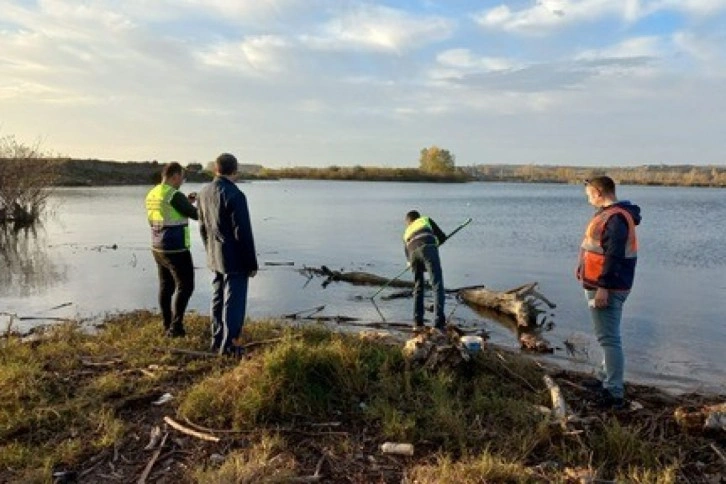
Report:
578,206,638,287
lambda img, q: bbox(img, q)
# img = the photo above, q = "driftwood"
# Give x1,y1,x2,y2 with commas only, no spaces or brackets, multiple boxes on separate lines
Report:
403,328,470,370
457,283,555,328
299,266,415,289
458,283,555,353
674,402,726,433
297,267,557,351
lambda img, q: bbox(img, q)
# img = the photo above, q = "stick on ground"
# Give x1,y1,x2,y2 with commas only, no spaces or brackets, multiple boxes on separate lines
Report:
164,416,221,442
137,432,168,484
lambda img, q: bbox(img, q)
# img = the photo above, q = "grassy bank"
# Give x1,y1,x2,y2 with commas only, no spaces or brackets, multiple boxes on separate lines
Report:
1,312,723,483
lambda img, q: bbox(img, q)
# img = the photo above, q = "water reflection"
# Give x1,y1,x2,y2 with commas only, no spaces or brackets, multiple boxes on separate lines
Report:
0,223,68,297
465,302,556,353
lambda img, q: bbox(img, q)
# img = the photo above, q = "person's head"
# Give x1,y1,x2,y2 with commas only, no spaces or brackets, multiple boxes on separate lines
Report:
215,153,238,179
405,210,421,226
162,162,185,188
584,176,617,207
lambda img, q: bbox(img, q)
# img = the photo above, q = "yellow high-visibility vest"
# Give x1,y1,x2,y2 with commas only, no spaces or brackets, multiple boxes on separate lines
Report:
145,183,190,251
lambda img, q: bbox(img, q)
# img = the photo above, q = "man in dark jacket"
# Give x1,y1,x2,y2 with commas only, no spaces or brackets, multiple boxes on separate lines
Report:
577,176,641,409
198,153,258,356
145,162,198,337
403,210,448,330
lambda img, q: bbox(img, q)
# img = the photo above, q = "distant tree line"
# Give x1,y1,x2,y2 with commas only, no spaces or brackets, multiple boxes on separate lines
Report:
259,145,467,182
468,164,726,187
258,165,469,183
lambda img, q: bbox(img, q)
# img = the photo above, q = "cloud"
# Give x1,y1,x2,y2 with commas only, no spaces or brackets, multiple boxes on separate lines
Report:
199,35,291,74
474,0,726,34
178,0,309,23
575,36,664,60
654,0,726,15
473,0,618,34
436,48,516,72
301,4,455,53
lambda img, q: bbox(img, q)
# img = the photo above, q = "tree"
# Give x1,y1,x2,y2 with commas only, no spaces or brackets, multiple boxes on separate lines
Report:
186,163,203,173
419,146,456,174
0,134,58,225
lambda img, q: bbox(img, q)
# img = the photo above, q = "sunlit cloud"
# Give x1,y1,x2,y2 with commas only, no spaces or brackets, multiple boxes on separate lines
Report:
301,4,455,53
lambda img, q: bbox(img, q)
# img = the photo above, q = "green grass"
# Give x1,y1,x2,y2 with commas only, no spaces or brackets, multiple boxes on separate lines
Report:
0,312,719,482
0,311,235,481
192,433,298,483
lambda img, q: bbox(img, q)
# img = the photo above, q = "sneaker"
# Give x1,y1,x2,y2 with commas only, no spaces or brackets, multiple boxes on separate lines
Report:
582,378,603,390
595,389,627,410
223,345,245,358
165,327,186,338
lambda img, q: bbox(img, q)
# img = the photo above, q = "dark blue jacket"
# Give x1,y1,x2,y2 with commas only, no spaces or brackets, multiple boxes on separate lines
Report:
198,177,258,274
593,200,641,290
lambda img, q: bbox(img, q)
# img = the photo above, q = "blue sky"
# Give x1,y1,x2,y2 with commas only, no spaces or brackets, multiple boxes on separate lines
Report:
1,0,724,166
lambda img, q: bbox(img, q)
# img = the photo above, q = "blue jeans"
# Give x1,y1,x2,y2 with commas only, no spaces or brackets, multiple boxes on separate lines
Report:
585,289,629,398
412,244,445,327
211,272,249,355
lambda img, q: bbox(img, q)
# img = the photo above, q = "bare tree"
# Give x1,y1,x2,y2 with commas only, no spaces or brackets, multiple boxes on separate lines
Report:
0,134,59,225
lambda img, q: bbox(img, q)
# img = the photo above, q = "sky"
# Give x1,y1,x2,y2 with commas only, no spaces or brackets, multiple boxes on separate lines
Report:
1,0,725,167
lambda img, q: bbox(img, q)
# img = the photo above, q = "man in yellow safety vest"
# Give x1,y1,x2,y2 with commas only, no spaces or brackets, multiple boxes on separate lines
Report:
145,162,198,337
403,210,448,331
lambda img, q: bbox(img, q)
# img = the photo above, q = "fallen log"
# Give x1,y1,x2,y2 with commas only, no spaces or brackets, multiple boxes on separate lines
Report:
299,266,415,289
457,283,555,329
298,267,556,351
462,297,553,353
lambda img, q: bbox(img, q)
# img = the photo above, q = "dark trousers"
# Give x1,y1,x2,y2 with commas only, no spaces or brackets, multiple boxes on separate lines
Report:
153,250,195,333
411,244,445,328
210,272,249,355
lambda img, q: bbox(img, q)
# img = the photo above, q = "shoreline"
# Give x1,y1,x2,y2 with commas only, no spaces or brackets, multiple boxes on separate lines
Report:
1,311,724,482
7,310,724,398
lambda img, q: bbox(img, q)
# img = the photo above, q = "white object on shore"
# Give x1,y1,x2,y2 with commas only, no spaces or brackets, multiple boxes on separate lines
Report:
380,442,414,456
460,335,484,353
152,393,174,406
543,375,569,427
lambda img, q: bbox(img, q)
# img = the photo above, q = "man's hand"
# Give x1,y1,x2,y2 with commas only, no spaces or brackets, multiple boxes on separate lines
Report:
249,270,257,278
187,192,197,204
594,287,609,308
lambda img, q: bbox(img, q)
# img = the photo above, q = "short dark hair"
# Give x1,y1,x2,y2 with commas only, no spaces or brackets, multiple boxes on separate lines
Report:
162,162,184,179
216,153,238,176
585,176,616,195
406,210,420,223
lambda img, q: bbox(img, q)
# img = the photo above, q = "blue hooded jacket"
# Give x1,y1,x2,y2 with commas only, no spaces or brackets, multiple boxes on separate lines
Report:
589,200,642,290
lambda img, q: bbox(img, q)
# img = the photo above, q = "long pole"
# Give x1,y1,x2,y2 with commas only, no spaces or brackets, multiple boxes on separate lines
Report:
369,217,472,300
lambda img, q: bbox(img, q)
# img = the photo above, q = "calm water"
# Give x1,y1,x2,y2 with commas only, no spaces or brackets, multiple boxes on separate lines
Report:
1,181,725,394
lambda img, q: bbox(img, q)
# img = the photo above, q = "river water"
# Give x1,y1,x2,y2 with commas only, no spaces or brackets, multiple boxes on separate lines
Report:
1,180,724,394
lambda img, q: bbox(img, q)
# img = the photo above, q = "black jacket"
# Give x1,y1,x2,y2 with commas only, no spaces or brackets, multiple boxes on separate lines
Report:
198,177,258,274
